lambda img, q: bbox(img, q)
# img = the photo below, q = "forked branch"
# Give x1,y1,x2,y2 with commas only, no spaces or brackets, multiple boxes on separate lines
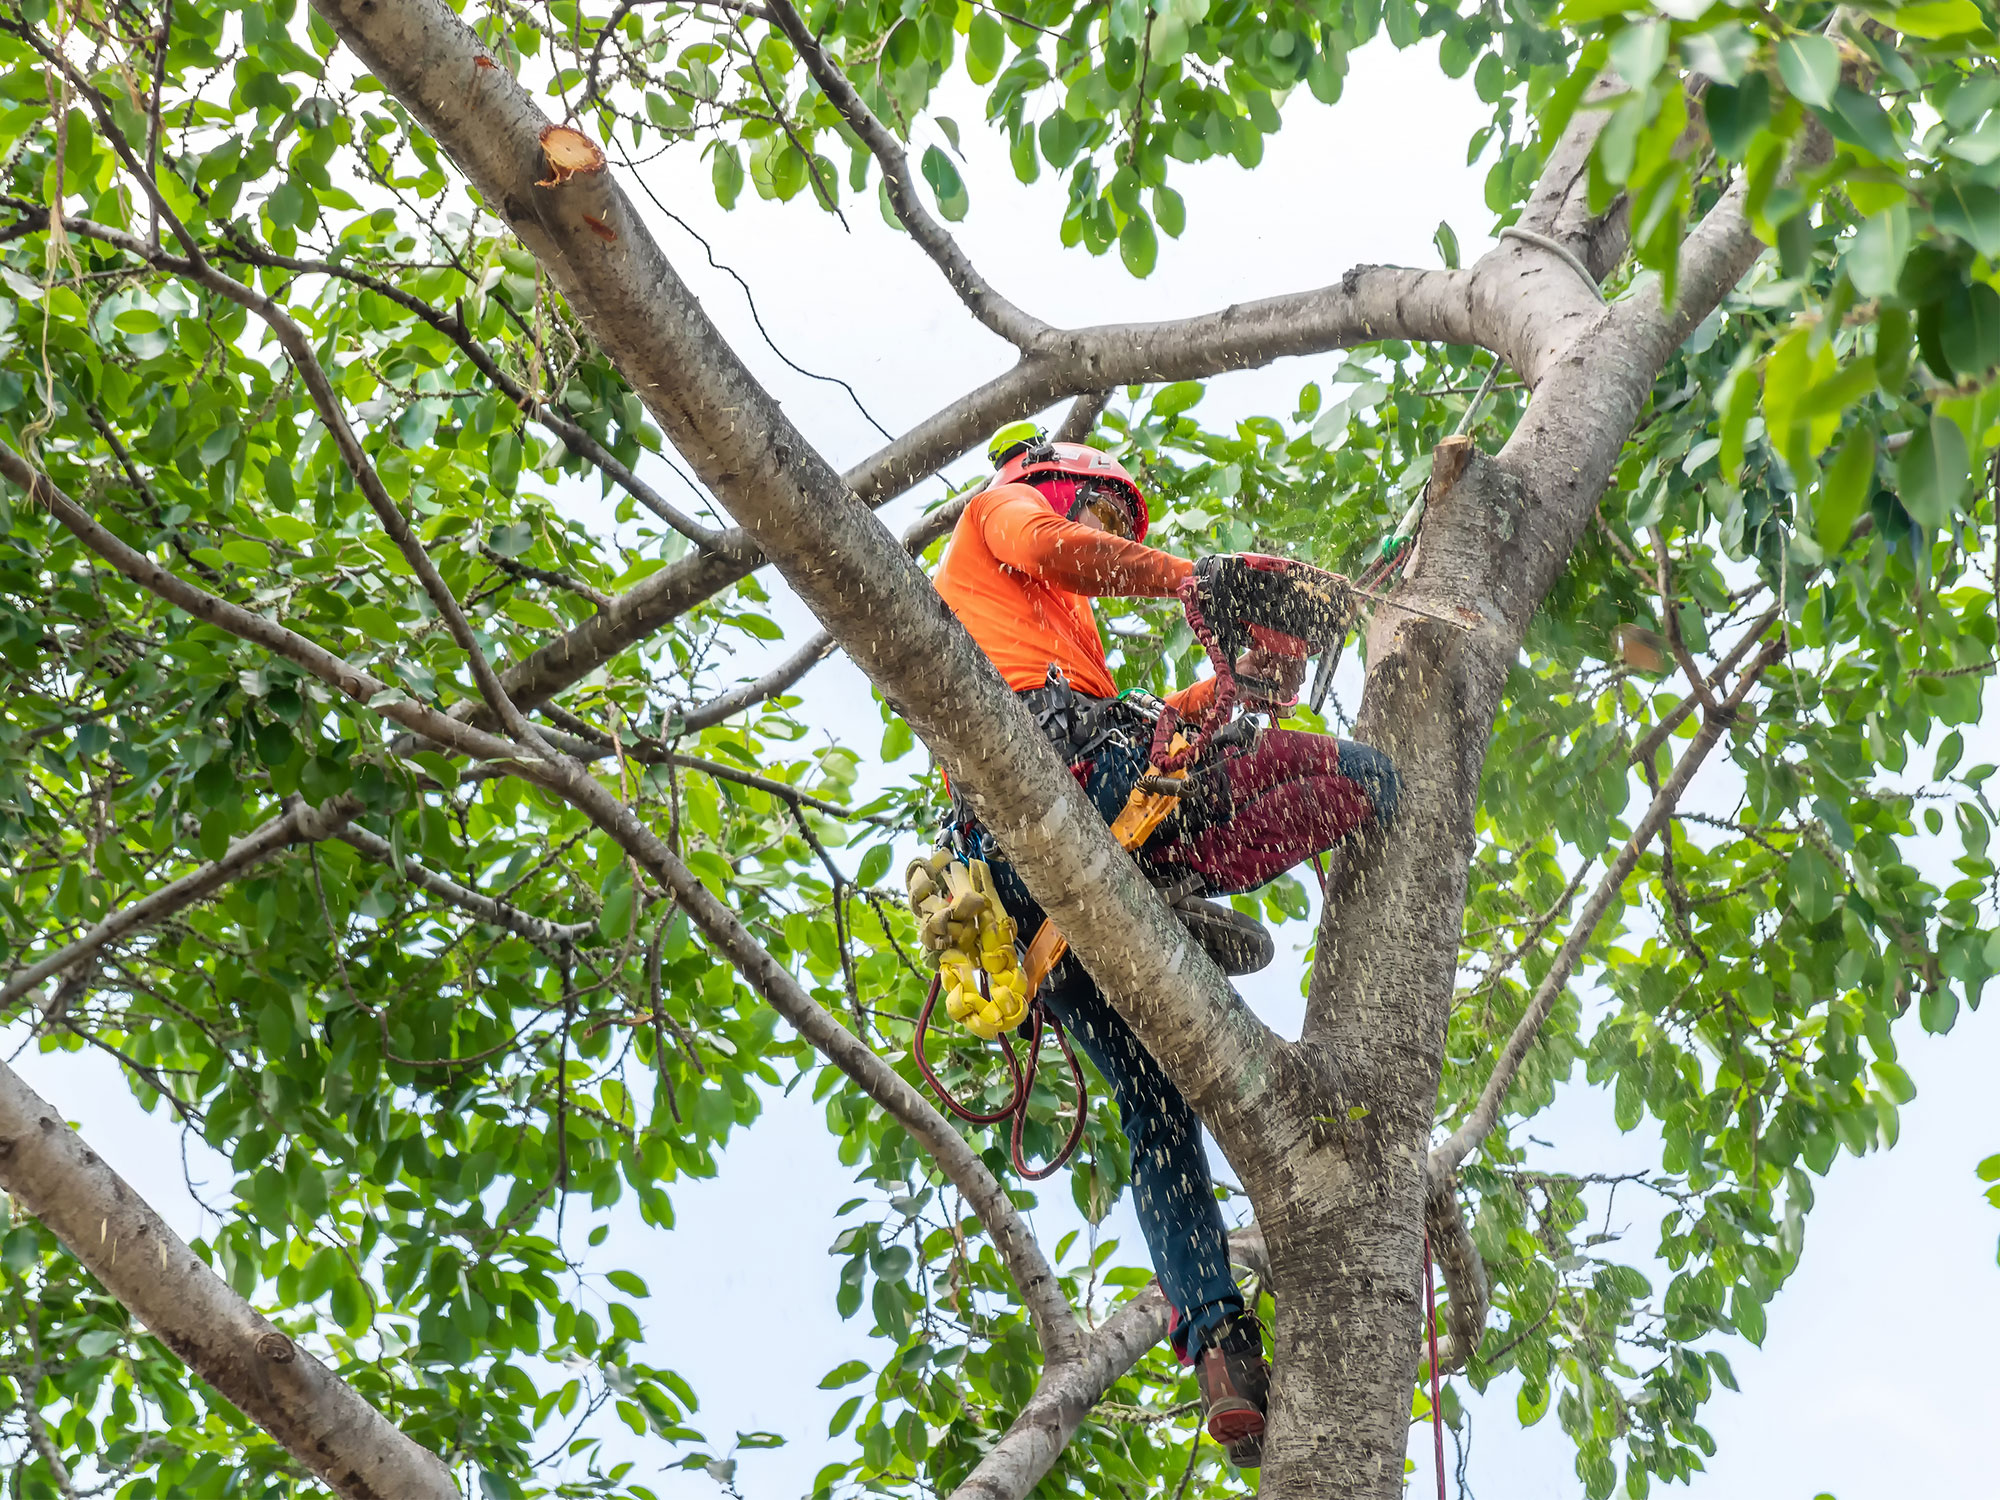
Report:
3,437,1081,1367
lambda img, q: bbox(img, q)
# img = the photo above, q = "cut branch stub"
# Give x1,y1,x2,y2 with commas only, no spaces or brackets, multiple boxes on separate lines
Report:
537,125,606,187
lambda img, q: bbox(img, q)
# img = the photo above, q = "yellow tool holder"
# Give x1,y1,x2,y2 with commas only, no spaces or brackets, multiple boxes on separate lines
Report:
905,848,1030,1039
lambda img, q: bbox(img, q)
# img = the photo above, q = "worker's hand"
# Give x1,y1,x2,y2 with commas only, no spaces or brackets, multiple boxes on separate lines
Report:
1236,648,1305,713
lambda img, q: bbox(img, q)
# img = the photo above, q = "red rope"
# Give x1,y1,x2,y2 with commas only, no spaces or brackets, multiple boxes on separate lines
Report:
1424,1232,1447,1500
912,974,1088,1180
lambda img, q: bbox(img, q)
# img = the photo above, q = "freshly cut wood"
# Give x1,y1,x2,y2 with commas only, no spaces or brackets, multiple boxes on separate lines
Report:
537,124,604,185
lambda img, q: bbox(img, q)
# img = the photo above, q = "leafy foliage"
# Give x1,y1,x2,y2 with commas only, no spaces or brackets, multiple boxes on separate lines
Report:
0,0,1997,1497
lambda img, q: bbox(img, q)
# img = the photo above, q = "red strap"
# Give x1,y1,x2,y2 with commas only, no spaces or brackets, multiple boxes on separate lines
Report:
911,975,1088,1180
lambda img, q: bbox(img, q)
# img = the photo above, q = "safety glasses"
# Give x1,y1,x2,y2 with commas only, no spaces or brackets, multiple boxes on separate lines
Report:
1075,487,1137,540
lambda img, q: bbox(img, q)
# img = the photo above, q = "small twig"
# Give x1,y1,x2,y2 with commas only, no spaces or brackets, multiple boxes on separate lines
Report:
477,542,613,608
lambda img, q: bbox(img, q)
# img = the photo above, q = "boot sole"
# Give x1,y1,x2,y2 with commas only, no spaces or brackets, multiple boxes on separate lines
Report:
1205,1399,1265,1445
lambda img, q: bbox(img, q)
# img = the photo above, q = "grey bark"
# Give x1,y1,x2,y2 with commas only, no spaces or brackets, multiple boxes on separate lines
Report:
1258,171,1779,1498
301,5,1792,1494
0,1060,458,1500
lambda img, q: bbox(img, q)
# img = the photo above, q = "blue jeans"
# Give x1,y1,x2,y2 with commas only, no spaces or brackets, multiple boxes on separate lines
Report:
965,743,1243,1357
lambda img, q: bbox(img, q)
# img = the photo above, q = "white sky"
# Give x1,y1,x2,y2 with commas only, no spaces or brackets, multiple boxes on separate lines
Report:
13,31,2000,1500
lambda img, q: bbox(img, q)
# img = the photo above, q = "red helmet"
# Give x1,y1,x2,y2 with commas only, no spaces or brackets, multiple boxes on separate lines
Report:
990,436,1149,542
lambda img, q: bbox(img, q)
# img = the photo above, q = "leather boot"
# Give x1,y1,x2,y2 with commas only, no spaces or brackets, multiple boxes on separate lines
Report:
1196,1311,1270,1466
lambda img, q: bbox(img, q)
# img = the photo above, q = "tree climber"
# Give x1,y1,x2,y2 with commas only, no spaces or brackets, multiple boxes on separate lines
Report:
921,430,1400,1465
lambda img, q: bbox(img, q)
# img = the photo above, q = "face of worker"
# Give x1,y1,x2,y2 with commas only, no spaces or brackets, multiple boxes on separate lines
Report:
1070,487,1137,540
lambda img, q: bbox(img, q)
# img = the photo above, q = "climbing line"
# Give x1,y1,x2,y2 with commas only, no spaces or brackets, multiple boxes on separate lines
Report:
1498,224,1606,303
912,974,1089,1180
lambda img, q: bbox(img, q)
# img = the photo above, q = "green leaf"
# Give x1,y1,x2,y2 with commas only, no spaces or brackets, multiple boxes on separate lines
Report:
1846,207,1911,298
712,143,745,210
598,882,633,943
1119,209,1158,278
1704,75,1770,160
1433,219,1460,270
1891,0,1988,37
1829,87,1900,162
1153,185,1186,239
829,1394,864,1436
1895,414,1970,531
1,1226,38,1272
1776,36,1838,109
1873,1059,1918,1104
1608,20,1666,88
966,12,1003,84
1731,1286,1767,1345
856,844,891,888
1935,729,1965,780
1939,281,2000,382
921,145,968,221
1815,427,1874,554
1681,23,1754,86
267,178,306,228
606,1269,650,1298
489,521,533,558
1150,381,1204,417
1934,180,2000,258
819,1359,871,1388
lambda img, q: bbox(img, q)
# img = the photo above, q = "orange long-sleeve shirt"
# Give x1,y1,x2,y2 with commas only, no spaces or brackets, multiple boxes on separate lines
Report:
934,483,1216,716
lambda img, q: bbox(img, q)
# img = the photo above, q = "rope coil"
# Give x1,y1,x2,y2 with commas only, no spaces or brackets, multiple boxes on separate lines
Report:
912,972,1088,1180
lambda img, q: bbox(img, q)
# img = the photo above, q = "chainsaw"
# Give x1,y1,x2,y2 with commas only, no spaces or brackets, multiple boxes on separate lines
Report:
1148,553,1359,771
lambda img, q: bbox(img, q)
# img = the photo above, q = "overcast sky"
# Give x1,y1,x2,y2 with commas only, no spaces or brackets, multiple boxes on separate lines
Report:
13,32,2000,1500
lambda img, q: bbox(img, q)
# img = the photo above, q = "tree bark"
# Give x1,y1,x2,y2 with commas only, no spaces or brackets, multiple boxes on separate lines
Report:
0,1061,458,1500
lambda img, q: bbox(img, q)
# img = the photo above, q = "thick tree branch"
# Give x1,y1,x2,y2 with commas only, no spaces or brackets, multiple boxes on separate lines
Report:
1431,631,1782,1175
5,442,1079,1363
954,1227,1267,1500
765,0,1046,347
1054,390,1111,445
310,0,1287,1149
1423,1161,1488,1373
0,1061,458,1500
